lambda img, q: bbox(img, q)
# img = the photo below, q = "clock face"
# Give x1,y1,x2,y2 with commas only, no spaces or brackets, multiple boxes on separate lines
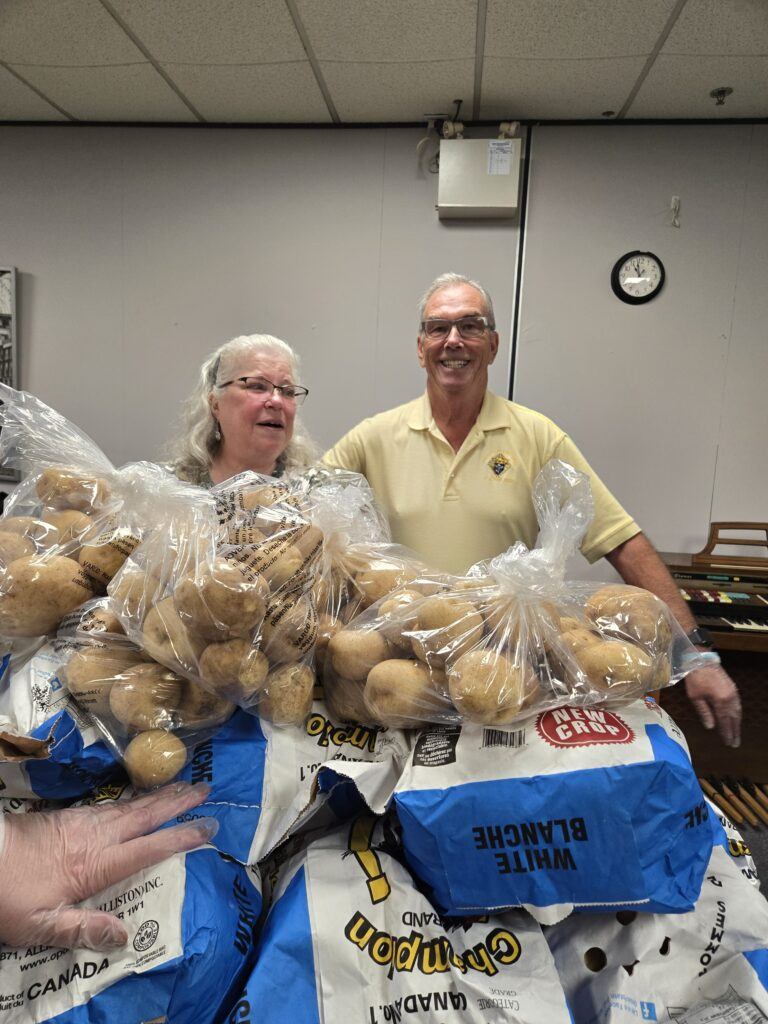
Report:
611,251,665,304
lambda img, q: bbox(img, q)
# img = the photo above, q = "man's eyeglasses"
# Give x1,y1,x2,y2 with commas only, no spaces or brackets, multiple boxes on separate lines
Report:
219,376,309,406
420,315,493,341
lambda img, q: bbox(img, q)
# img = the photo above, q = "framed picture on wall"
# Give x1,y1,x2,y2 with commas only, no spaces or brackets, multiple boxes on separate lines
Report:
0,267,20,484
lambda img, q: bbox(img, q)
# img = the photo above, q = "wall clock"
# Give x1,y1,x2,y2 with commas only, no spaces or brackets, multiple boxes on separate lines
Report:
611,251,665,304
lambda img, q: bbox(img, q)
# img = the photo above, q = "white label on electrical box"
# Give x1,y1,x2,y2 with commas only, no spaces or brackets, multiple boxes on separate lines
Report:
488,139,513,176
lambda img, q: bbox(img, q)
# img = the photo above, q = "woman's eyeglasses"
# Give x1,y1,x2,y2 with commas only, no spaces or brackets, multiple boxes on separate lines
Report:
219,376,309,406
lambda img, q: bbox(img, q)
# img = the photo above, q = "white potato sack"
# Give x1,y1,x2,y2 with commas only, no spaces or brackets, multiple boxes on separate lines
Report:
0,827,261,1024
231,817,572,1024
545,829,768,1024
393,697,714,918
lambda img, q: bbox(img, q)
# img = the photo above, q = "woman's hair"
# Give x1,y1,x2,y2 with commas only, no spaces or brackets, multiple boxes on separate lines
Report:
165,333,320,485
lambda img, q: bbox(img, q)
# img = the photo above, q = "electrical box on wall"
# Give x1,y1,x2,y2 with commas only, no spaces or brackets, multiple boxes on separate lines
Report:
437,138,522,220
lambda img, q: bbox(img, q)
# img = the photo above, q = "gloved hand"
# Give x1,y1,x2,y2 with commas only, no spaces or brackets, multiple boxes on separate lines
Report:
0,781,217,951
685,664,742,748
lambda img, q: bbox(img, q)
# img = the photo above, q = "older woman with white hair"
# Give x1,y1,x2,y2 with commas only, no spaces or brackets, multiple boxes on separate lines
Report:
167,333,319,486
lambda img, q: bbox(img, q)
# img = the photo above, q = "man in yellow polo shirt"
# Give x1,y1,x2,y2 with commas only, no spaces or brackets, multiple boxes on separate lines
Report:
324,272,741,746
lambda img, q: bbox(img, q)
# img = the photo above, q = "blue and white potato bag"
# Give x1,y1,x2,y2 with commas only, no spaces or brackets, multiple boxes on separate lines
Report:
0,844,261,1024
165,698,410,865
0,640,119,800
545,823,768,1024
230,817,571,1024
393,696,713,917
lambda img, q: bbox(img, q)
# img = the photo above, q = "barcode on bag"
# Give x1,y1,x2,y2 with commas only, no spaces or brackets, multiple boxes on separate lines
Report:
482,728,526,749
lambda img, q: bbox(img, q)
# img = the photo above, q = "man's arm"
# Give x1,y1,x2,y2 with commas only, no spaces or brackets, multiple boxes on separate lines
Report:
606,532,741,747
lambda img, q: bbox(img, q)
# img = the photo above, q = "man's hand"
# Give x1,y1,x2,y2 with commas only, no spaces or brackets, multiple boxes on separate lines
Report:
0,782,217,951
685,664,742,748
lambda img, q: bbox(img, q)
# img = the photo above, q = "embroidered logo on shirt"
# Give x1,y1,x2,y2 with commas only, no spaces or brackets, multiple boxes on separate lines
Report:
488,452,511,477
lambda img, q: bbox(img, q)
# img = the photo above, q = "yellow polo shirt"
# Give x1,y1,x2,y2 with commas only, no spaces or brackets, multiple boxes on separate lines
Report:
323,391,640,575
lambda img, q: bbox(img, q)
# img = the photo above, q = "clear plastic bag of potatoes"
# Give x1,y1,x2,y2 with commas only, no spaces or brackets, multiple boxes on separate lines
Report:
0,385,165,640
322,460,709,728
57,609,236,790
294,467,392,679
319,550,447,726
110,470,322,726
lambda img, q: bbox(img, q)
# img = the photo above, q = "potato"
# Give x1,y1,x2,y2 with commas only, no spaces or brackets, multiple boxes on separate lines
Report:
108,564,161,622
0,516,54,544
328,629,390,681
258,663,315,725
261,594,317,664
586,585,672,651
176,681,235,730
366,659,449,727
109,662,184,731
326,675,372,724
78,528,141,588
558,614,585,633
142,597,205,671
36,467,110,513
315,612,343,675
198,638,269,703
174,559,268,642
378,588,421,652
79,605,125,635
0,555,95,636
557,626,601,656
576,639,657,697
411,595,484,667
240,483,292,509
64,646,144,717
226,525,266,546
0,531,35,564
354,559,420,607
248,539,306,591
41,510,92,553
448,649,536,725
282,523,324,562
124,730,187,789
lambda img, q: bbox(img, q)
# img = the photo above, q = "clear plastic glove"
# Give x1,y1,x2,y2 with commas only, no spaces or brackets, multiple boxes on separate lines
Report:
685,664,742,748
0,781,217,951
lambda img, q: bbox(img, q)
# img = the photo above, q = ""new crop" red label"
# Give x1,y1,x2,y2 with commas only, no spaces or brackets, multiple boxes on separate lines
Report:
536,707,634,747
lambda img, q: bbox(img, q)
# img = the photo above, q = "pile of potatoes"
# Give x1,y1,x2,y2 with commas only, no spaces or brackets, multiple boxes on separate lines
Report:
62,639,235,789
0,467,143,639
323,579,676,728
109,483,324,729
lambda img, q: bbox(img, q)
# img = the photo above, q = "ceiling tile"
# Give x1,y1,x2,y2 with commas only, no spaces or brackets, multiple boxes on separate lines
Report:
165,63,332,122
10,64,197,121
484,0,680,58
0,0,143,63
0,65,67,119
480,57,646,119
662,0,768,55
108,0,306,63
295,0,476,61
628,55,768,117
320,60,475,122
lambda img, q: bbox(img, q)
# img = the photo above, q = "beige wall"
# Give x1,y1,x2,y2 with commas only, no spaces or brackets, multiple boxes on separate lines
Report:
515,124,768,574
0,126,518,465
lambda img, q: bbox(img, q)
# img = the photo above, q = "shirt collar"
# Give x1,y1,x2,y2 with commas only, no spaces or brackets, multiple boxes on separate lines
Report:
407,390,508,433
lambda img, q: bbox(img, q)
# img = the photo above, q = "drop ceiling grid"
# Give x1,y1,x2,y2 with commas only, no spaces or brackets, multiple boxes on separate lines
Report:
629,55,768,117
295,0,477,121
164,63,332,122
627,0,768,117
0,0,143,64
0,64,67,119
480,56,650,120
482,0,684,58
107,0,308,63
